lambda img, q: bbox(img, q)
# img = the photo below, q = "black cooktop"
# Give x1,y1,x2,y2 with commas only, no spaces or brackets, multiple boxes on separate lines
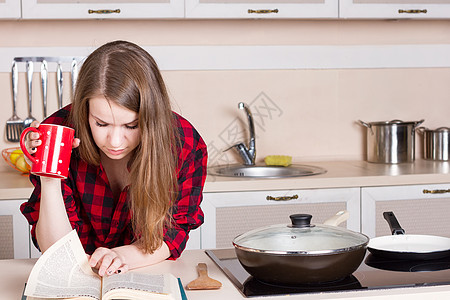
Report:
205,248,450,298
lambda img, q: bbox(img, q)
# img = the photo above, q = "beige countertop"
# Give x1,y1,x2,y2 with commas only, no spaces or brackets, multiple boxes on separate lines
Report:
204,159,450,192
2,159,450,200
0,164,34,200
2,249,450,300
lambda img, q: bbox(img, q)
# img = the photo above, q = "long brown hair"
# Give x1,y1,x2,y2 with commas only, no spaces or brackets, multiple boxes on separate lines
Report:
70,40,178,253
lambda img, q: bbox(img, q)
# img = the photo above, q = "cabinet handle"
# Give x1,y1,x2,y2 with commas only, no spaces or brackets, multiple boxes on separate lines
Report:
398,9,427,14
88,9,121,15
248,9,279,14
266,194,298,201
423,189,450,194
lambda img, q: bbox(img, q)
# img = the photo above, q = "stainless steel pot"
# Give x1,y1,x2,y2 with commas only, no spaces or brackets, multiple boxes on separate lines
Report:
232,211,369,285
358,119,424,164
418,127,450,161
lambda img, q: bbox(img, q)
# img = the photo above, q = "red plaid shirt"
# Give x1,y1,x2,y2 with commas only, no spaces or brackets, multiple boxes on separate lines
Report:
20,105,207,259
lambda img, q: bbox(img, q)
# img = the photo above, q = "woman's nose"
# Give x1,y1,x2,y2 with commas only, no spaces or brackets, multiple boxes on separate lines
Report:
108,127,124,147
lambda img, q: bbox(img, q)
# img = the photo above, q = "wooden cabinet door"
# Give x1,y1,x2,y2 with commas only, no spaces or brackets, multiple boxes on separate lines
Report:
340,0,450,19
0,0,21,19
0,200,30,259
186,0,338,19
362,183,450,238
201,187,360,249
21,0,184,19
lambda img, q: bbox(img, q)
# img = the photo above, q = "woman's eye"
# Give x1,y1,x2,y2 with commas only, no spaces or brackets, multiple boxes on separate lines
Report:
126,124,139,130
95,121,107,127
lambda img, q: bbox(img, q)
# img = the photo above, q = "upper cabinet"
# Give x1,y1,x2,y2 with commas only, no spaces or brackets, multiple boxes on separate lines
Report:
21,0,184,19
6,0,450,20
185,0,339,19
0,0,21,19
340,0,450,19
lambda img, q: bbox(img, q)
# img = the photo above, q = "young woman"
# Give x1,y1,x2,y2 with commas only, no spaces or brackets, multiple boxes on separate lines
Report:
20,40,208,277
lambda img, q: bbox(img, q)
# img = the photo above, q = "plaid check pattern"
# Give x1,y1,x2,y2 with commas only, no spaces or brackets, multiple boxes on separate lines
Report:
21,105,207,259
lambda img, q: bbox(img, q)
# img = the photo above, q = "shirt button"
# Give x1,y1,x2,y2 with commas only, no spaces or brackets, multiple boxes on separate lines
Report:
111,220,119,227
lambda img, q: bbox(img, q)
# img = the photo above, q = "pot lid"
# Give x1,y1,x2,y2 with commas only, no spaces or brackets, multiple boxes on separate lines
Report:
423,127,450,132
233,214,369,255
366,119,423,126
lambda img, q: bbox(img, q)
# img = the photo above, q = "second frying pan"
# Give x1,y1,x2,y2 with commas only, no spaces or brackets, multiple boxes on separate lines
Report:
368,211,450,260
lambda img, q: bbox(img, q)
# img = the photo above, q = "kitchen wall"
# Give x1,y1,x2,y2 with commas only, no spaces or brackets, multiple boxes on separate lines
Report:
1,19,450,165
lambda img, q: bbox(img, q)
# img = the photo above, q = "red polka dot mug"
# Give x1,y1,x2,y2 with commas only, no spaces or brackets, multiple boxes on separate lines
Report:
20,124,75,179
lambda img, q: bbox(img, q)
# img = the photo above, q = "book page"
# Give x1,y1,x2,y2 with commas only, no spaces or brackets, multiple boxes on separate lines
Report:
24,230,101,299
103,273,181,300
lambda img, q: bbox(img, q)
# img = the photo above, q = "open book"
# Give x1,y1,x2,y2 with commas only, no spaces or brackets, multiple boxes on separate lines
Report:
24,230,184,300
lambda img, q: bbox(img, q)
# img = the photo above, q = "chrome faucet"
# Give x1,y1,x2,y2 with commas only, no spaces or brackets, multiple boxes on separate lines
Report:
228,102,256,165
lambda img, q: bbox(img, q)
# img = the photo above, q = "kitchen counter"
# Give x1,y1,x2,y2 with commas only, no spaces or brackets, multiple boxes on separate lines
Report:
0,164,34,200
2,159,450,200
2,249,450,300
204,159,450,192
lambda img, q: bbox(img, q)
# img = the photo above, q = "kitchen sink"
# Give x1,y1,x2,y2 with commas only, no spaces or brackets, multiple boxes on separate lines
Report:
208,164,326,179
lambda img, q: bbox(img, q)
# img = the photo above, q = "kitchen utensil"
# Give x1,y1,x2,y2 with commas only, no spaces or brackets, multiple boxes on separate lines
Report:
71,58,78,96
23,61,36,128
232,211,369,285
358,119,424,164
40,60,48,118
186,263,222,290
368,211,450,260
57,62,63,109
418,127,450,161
6,61,23,142
20,124,75,179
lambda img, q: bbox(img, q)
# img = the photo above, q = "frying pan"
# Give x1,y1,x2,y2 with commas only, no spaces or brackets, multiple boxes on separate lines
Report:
368,211,450,260
233,211,369,285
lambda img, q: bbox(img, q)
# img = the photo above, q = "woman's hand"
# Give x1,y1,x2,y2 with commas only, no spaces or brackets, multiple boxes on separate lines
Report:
23,120,80,167
89,247,129,277
22,121,42,167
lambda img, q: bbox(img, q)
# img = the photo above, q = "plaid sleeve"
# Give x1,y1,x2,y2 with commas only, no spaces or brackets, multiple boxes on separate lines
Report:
19,105,80,250
20,172,83,251
163,114,208,260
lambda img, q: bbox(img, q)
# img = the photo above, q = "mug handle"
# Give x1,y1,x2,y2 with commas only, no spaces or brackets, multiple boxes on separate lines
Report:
20,127,39,165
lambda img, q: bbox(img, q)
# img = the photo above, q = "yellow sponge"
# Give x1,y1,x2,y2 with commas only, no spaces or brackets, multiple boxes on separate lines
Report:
264,155,292,167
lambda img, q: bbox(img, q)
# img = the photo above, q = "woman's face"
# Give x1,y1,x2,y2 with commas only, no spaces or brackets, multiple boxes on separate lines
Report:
88,96,140,161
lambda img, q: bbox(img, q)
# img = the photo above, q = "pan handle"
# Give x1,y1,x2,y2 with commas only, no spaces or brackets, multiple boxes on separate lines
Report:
323,210,349,227
383,211,405,235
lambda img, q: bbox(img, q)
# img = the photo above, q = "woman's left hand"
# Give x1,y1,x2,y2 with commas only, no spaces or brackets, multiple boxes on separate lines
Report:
88,247,129,276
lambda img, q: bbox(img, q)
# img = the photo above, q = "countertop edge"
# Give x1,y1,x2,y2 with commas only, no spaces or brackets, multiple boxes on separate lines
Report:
2,160,450,199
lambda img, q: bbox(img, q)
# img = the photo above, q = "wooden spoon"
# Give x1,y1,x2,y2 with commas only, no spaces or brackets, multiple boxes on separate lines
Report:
186,263,222,290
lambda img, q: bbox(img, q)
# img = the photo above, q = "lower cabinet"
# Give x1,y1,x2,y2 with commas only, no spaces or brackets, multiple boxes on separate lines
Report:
0,199,30,259
185,228,201,250
361,183,450,238
5,182,450,255
200,187,361,249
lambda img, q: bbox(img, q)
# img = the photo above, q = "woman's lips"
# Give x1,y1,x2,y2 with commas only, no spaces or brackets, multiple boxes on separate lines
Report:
108,148,125,156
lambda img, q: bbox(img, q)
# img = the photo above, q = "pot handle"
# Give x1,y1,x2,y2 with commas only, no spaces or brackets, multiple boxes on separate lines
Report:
323,210,349,227
383,211,405,236
414,119,425,129
357,120,371,128
417,126,427,134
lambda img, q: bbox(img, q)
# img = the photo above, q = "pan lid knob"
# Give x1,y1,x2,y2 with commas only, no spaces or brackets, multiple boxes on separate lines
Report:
289,214,313,228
